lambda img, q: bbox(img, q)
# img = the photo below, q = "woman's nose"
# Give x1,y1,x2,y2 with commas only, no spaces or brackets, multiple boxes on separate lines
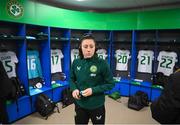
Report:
87,47,91,51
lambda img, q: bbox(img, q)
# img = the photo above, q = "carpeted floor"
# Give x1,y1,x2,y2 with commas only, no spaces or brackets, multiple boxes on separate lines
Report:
15,96,159,124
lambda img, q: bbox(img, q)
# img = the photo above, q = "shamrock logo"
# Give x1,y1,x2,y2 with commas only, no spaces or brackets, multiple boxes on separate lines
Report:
10,4,21,16
7,0,24,18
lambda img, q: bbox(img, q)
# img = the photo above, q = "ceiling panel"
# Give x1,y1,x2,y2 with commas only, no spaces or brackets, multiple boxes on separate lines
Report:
36,0,180,12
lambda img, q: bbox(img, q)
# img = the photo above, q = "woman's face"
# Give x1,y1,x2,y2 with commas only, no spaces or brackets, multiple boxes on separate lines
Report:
81,39,96,59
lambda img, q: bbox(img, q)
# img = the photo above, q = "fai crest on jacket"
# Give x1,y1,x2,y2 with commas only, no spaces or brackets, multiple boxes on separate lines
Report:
90,65,97,73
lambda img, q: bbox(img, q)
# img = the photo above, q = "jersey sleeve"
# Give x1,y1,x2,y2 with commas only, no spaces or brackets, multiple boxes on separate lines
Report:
174,52,178,62
92,60,115,94
114,53,117,58
128,51,131,59
11,51,18,63
59,49,64,58
157,51,162,61
36,51,43,78
105,54,108,58
126,50,131,59
151,51,154,60
137,51,141,59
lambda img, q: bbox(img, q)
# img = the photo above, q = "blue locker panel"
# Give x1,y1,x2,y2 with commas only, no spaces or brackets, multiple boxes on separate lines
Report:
17,24,29,94
40,27,51,87
55,80,69,86
130,83,141,96
52,80,70,102
29,86,52,96
6,101,18,123
63,30,71,80
52,87,63,103
140,81,152,100
130,30,137,79
119,82,130,96
105,82,120,95
17,96,31,119
130,82,151,100
151,87,162,101
140,86,151,100
30,95,38,113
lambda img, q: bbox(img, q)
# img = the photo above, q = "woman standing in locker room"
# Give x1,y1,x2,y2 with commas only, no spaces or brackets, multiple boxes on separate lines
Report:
69,33,115,124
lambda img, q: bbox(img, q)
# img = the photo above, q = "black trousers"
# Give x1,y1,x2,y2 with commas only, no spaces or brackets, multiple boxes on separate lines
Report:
0,98,9,124
75,104,105,125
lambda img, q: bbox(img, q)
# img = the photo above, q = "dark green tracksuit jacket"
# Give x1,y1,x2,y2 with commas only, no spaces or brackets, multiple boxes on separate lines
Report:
70,55,115,110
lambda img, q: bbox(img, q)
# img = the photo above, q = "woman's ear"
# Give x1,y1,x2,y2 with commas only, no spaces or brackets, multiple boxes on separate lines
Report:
95,47,98,53
79,42,82,49
78,45,83,59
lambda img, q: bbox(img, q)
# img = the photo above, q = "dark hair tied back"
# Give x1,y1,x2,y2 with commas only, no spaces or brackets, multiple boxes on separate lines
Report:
80,33,95,43
79,33,97,59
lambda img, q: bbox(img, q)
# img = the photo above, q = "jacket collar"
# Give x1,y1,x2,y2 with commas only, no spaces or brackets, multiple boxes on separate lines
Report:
83,54,98,61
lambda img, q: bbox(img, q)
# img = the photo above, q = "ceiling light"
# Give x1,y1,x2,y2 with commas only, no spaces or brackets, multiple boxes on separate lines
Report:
76,0,86,1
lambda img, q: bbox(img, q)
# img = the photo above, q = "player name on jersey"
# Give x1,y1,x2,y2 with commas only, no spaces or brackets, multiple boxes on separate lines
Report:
137,50,154,73
157,51,177,76
51,49,64,73
96,49,107,60
0,51,18,78
27,50,43,79
71,49,79,63
115,49,131,71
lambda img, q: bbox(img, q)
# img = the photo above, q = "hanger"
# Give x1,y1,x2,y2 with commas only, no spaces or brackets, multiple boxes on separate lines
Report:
27,43,36,50
51,44,58,50
165,39,176,52
28,46,34,50
120,47,126,50
0,43,8,52
51,47,57,50
97,43,104,50
144,44,149,50
74,43,79,49
165,45,172,52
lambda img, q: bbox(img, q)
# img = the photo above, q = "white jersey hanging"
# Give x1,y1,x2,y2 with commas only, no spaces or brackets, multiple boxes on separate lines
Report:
137,50,154,73
0,51,18,78
115,49,131,71
71,49,79,63
157,51,178,76
51,49,64,73
96,49,107,60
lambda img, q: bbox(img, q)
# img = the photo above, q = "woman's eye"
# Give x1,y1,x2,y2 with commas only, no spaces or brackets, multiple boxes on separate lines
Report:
90,45,94,48
83,44,94,49
83,45,88,48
